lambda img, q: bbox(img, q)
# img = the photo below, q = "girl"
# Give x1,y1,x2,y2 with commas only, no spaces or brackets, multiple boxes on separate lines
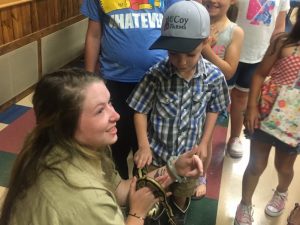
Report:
0,68,203,225
234,8,300,225
194,0,244,198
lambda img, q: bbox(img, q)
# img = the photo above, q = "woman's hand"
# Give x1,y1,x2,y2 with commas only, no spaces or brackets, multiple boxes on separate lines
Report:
175,150,203,178
244,105,260,134
128,177,159,218
134,147,153,169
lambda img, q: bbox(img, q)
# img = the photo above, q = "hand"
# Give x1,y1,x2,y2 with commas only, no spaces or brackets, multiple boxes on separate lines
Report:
174,150,203,178
134,147,153,169
128,177,159,218
244,106,260,134
207,35,217,47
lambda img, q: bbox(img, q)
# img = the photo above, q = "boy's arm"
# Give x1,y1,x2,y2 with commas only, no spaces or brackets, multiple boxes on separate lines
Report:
84,19,102,73
202,26,244,80
196,112,219,160
134,113,152,169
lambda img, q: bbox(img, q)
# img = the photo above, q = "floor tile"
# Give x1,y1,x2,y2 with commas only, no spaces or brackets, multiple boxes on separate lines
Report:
207,125,227,200
0,151,17,187
0,109,35,154
188,197,218,225
157,197,218,225
0,186,8,206
16,93,33,107
0,104,31,124
0,123,7,131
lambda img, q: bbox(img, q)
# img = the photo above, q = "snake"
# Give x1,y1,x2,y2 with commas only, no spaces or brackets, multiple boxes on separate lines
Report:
136,168,177,225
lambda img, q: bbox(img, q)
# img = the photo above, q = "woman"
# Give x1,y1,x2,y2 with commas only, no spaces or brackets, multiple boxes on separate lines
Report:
0,68,203,225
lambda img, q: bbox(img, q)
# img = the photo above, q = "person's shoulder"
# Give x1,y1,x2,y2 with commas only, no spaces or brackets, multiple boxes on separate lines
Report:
201,58,226,83
229,21,244,38
202,58,223,75
147,58,172,79
230,21,243,33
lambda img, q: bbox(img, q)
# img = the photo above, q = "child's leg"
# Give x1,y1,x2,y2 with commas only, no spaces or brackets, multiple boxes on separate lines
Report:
194,139,212,198
234,139,272,224
264,147,297,217
241,139,272,205
274,148,298,193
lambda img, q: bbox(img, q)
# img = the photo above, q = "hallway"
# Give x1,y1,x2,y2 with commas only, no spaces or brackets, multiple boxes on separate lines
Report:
0,93,299,225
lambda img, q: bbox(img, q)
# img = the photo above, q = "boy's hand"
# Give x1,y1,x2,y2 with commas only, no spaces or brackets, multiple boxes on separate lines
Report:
134,147,153,169
175,150,204,178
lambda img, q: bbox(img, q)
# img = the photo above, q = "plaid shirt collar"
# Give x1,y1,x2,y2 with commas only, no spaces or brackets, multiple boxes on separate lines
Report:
165,56,208,81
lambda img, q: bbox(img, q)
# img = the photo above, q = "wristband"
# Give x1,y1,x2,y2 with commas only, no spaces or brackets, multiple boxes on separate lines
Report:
128,213,145,221
167,156,187,183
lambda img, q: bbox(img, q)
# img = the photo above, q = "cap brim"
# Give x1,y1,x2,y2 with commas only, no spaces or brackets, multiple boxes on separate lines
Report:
149,36,204,53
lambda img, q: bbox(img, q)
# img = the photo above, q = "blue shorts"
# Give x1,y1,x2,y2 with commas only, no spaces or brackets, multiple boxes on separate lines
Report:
245,129,300,154
227,62,260,91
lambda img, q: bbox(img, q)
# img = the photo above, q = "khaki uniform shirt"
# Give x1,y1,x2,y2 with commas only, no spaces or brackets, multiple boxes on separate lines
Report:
11,146,123,225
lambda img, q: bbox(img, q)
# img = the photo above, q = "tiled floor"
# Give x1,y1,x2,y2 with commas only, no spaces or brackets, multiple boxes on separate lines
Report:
0,93,299,225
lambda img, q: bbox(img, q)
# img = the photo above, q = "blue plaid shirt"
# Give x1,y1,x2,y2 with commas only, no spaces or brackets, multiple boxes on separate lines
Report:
127,58,230,166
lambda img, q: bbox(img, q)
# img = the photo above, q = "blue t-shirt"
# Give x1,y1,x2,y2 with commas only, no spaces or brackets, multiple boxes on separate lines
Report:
81,0,178,82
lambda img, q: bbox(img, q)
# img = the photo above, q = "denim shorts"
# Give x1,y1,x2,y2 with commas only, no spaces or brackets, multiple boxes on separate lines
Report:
245,129,300,154
227,62,260,91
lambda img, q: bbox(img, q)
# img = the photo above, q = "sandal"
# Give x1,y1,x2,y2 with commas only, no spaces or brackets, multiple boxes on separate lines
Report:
287,203,300,225
192,176,207,200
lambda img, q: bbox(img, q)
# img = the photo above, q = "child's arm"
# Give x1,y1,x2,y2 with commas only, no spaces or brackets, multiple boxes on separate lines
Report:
84,20,102,73
245,37,283,133
271,10,287,41
196,112,219,160
134,112,153,169
202,26,244,80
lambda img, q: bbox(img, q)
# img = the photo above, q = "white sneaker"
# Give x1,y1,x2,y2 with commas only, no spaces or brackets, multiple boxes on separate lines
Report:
227,137,243,158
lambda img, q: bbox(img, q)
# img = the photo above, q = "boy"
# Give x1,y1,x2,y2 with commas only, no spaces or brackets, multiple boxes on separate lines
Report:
127,1,230,224
81,0,179,179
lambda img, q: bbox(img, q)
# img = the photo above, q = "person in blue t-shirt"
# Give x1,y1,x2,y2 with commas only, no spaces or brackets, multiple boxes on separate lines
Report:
81,0,178,179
